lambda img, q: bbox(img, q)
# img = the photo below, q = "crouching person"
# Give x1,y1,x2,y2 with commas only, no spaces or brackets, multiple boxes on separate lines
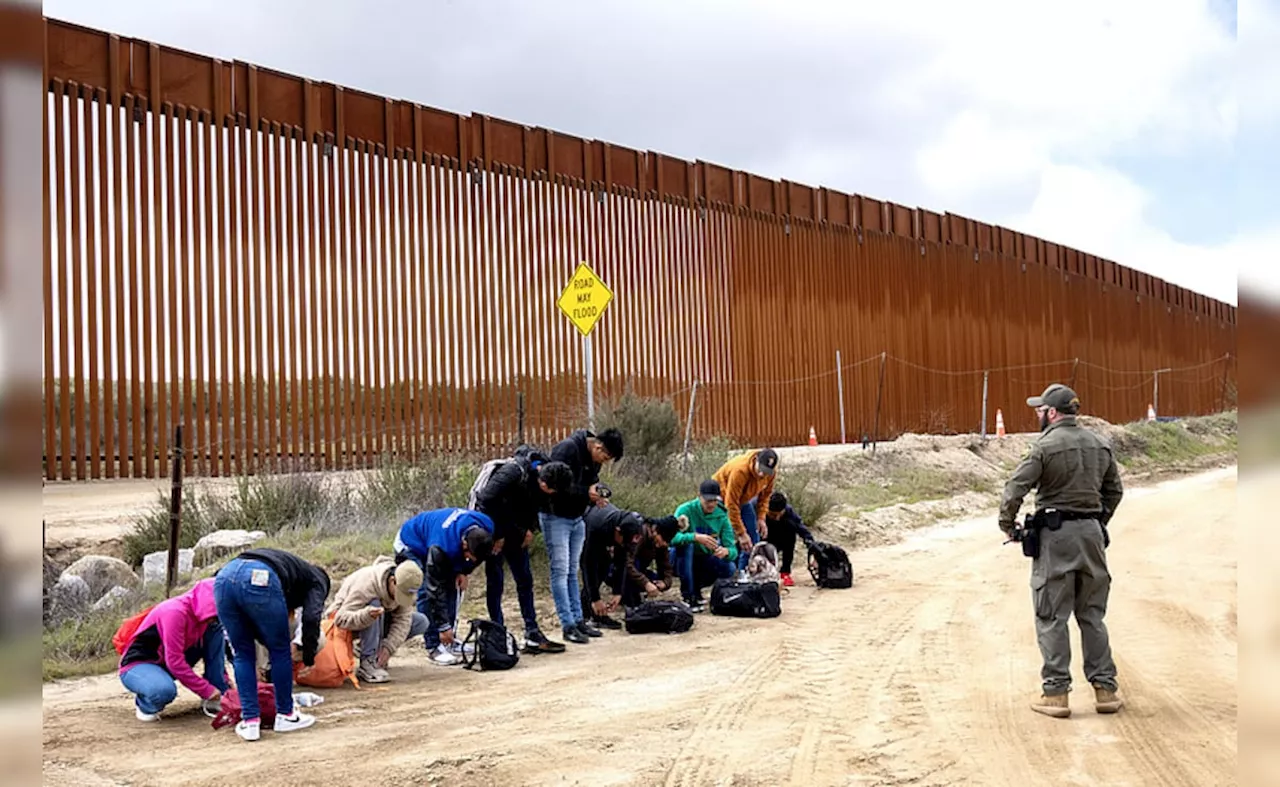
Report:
670,480,739,612
394,508,496,666
625,516,680,608
214,547,330,742
763,492,815,587
117,578,229,722
328,557,429,683
580,505,645,631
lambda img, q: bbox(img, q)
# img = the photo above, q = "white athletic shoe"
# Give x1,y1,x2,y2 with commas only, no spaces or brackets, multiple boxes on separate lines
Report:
430,645,463,666
235,719,260,742
273,711,316,733
135,708,159,722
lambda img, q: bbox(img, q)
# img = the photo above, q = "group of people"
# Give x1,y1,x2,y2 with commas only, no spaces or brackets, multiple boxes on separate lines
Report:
113,380,1130,739
114,426,816,742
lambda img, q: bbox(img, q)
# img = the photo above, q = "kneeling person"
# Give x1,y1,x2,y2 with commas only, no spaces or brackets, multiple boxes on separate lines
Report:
580,505,644,633
328,557,429,683
671,480,739,612
763,492,815,587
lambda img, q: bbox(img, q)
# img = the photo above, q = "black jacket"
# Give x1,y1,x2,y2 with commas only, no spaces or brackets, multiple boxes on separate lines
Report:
766,505,814,543
548,430,601,520
474,455,545,542
581,505,639,602
422,545,463,632
234,548,331,666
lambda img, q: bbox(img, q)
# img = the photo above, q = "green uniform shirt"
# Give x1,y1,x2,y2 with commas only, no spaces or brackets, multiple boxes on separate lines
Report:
999,415,1125,530
671,499,739,563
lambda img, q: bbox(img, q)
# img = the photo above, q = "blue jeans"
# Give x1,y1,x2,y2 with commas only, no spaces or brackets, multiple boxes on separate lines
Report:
540,512,586,629
352,598,430,660
120,622,229,714
213,557,294,720
673,543,736,601
737,501,760,571
486,537,540,635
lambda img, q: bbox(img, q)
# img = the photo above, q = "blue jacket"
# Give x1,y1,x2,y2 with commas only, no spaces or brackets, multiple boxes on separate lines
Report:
396,508,495,575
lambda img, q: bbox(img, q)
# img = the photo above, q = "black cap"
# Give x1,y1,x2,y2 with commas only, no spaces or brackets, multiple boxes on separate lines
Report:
1026,384,1080,413
699,479,723,502
756,448,779,476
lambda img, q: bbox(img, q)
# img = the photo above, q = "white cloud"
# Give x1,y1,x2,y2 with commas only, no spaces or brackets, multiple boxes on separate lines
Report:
42,0,1260,307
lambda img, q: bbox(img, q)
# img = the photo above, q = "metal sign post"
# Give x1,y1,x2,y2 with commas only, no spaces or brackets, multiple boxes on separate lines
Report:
557,262,614,428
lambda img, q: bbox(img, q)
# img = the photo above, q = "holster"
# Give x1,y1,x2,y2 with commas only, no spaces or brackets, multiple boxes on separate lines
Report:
1020,512,1041,559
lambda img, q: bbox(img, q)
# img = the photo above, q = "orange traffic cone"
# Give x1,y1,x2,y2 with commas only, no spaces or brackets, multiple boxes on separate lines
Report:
1147,404,1156,422
995,409,1006,438
808,426,818,447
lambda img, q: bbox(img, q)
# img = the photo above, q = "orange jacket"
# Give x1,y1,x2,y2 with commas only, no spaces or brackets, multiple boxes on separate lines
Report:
712,450,776,542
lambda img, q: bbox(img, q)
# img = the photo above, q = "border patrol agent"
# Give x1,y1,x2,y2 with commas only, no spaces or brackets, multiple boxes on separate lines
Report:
999,383,1125,718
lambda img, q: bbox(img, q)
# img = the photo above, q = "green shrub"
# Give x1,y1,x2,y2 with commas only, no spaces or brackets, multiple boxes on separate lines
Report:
774,466,837,527
595,392,681,481
360,454,459,522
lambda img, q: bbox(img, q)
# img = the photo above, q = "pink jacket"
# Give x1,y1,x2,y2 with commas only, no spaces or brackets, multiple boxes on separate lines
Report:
118,579,226,700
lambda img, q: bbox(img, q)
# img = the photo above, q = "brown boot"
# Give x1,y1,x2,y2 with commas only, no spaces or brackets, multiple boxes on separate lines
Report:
1093,684,1123,714
1030,692,1071,718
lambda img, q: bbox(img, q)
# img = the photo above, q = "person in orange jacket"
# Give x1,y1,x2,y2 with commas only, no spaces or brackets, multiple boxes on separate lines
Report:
712,448,779,572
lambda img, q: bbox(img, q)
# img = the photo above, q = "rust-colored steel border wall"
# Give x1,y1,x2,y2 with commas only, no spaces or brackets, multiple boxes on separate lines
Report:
42,18,1237,480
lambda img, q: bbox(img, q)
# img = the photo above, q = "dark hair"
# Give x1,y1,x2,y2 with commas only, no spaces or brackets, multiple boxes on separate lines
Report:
464,526,495,563
650,515,680,544
768,492,788,513
618,512,644,543
595,428,625,461
538,461,573,494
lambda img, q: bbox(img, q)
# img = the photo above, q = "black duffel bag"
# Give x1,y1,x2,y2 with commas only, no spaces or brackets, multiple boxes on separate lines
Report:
624,600,695,634
709,579,782,618
460,619,520,671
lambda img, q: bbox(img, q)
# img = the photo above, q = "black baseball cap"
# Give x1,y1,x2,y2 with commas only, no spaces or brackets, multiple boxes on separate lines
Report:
1026,384,1080,413
756,448,779,476
699,479,723,502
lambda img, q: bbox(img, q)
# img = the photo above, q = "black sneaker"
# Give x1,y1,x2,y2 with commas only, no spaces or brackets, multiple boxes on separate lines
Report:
525,629,566,653
577,619,603,638
593,615,622,630
563,625,589,644
684,598,706,613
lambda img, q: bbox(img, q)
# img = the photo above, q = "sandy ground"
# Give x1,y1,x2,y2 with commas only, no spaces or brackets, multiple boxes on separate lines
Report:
42,465,1236,787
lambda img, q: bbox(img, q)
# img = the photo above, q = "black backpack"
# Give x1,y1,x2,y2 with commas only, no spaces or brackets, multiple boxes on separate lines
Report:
807,540,854,589
624,600,696,634
709,579,782,618
460,619,520,671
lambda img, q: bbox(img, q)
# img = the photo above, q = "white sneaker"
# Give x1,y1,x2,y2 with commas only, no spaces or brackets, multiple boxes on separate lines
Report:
235,719,260,742
135,708,159,722
430,645,463,666
273,711,316,733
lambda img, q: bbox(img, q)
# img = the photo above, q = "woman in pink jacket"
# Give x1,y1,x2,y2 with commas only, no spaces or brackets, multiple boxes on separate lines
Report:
117,578,230,721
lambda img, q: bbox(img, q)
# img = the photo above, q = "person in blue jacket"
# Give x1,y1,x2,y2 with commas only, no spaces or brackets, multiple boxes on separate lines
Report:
393,508,495,666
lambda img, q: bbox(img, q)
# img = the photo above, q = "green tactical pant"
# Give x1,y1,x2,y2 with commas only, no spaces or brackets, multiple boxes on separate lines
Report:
1029,518,1118,695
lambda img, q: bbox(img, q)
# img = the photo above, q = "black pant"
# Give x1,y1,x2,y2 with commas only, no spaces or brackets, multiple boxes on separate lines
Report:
485,535,540,635
766,528,798,574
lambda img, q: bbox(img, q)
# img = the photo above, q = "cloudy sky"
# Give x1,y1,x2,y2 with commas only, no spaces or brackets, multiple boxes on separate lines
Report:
45,0,1278,307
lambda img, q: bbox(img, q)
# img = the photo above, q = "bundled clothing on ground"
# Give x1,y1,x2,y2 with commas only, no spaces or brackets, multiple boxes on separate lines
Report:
118,578,228,714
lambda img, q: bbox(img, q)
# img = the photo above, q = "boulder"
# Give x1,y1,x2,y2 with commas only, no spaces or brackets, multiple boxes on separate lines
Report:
46,574,89,627
91,585,136,612
193,529,266,567
143,549,195,587
61,555,140,600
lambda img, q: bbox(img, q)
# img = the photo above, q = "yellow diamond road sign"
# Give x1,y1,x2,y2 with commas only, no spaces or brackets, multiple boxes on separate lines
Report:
557,263,613,336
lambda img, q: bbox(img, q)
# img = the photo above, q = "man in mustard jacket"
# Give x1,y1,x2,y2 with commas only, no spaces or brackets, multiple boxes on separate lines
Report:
712,448,779,572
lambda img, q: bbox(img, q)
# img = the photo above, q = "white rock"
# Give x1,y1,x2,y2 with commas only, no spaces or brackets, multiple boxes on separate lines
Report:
61,555,140,598
193,529,267,567
143,549,195,587
91,584,136,612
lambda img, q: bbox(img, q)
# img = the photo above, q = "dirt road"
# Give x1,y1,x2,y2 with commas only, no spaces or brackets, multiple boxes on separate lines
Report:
42,466,1236,787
